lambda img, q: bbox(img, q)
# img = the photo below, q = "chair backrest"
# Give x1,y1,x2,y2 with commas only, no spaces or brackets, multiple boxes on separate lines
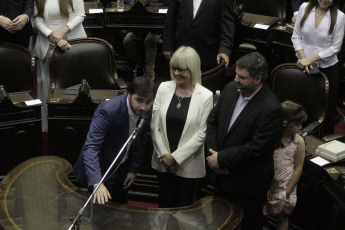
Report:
0,42,36,94
201,60,226,94
49,37,119,89
234,0,286,18
269,63,329,127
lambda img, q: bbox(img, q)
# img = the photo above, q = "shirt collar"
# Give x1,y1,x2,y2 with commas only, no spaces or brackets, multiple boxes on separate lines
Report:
127,95,139,119
238,84,263,101
311,6,331,19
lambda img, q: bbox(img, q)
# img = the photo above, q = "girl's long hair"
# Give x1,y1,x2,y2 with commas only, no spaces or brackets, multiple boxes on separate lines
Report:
35,0,74,18
300,0,339,34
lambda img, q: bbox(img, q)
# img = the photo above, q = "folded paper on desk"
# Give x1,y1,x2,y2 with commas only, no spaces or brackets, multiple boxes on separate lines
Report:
315,140,345,162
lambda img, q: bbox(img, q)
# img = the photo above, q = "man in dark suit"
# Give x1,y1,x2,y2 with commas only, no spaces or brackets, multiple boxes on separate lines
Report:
162,0,235,72
73,77,155,205
0,0,34,48
206,52,283,229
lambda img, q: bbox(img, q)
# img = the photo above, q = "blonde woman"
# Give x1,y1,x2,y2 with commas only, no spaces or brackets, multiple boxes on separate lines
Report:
151,46,213,208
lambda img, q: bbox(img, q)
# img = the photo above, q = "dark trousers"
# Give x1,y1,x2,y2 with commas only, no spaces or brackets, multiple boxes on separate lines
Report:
158,172,199,208
320,63,339,135
215,183,266,230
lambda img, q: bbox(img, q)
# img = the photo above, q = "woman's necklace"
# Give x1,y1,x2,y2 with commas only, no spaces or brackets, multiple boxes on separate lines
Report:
175,85,194,109
176,95,183,109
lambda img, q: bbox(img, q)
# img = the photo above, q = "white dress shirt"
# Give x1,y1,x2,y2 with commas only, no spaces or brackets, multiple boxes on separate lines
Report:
291,3,345,68
122,96,139,163
193,0,202,18
228,85,262,132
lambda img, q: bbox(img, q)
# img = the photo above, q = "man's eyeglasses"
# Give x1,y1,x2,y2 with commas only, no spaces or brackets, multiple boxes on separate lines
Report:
170,67,188,74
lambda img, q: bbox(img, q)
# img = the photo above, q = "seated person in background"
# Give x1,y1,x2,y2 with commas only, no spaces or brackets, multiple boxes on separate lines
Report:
151,46,213,208
73,77,155,205
0,0,34,48
264,100,307,230
123,0,169,80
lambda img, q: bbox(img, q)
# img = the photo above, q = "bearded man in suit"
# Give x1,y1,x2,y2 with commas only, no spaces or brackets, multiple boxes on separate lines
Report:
0,0,34,48
206,52,283,230
73,77,155,205
162,0,235,72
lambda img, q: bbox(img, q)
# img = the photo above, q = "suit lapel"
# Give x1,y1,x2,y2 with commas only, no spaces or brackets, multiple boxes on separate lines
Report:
221,89,239,138
187,0,194,19
227,85,266,135
161,82,176,140
180,83,200,138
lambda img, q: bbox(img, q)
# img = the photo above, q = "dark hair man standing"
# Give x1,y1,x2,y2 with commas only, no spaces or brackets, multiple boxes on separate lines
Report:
73,77,156,205
206,52,283,229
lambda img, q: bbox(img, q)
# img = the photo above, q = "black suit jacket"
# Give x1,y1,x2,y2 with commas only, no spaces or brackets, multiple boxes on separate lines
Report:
291,0,305,12
0,0,34,47
206,82,283,197
163,0,235,71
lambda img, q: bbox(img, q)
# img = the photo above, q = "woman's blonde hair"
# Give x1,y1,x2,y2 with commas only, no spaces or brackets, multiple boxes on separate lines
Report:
169,46,202,85
35,0,74,18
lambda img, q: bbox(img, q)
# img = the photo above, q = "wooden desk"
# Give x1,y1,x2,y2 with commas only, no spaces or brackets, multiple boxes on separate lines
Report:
0,156,243,230
0,91,42,175
105,1,168,29
47,88,123,165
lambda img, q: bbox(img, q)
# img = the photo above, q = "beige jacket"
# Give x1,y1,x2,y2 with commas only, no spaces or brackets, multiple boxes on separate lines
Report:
151,81,213,178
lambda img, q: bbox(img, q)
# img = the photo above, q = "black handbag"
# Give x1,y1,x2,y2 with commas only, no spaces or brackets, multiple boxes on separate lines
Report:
308,63,320,76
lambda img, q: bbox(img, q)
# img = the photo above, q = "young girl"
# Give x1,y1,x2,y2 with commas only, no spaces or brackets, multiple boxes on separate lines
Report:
264,100,308,230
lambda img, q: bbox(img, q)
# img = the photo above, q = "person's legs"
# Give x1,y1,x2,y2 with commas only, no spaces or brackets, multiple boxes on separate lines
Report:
37,50,51,132
320,64,339,135
158,172,177,208
174,176,198,207
276,213,289,230
214,183,266,230
123,31,143,65
144,32,160,80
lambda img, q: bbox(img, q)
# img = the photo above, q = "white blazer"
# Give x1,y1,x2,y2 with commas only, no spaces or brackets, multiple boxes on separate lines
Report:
33,0,86,59
151,81,213,178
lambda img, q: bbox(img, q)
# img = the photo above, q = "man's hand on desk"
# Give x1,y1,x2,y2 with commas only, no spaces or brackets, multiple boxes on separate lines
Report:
93,183,112,204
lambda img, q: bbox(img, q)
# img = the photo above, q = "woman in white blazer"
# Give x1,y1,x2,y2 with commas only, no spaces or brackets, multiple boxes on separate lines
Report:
33,0,86,132
151,46,213,208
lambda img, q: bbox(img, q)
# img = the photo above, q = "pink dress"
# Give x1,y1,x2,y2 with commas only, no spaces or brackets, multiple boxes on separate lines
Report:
264,136,298,215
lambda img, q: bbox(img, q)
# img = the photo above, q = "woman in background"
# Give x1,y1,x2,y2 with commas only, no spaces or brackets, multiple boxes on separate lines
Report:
151,46,213,208
291,0,345,135
33,0,86,132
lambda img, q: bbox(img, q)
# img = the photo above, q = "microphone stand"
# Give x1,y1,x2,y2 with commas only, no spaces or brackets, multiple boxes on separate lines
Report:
67,115,147,230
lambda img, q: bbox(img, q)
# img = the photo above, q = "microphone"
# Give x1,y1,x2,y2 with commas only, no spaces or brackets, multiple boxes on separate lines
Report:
300,120,322,138
133,113,148,139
